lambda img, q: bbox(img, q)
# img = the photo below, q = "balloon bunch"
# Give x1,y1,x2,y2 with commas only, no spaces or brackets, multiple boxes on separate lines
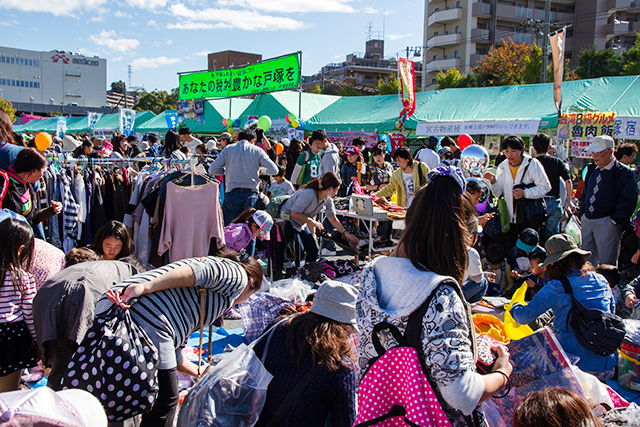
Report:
222,118,235,133
285,114,300,128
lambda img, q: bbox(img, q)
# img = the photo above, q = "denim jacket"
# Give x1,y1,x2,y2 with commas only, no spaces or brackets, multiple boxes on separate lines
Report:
510,270,616,374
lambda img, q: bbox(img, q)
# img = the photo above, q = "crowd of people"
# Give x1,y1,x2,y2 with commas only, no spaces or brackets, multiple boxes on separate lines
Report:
1,102,640,427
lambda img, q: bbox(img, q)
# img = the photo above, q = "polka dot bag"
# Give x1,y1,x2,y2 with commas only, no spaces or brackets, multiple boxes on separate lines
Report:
61,306,159,422
354,289,452,427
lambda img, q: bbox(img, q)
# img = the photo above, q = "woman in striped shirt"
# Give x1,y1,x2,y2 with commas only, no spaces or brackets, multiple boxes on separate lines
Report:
94,253,263,427
0,216,38,392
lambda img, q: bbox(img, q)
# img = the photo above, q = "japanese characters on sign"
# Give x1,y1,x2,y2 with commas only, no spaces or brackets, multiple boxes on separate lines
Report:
119,108,136,137
558,112,615,158
325,131,379,148
56,117,67,138
178,53,301,101
614,117,640,140
88,112,102,130
416,120,540,136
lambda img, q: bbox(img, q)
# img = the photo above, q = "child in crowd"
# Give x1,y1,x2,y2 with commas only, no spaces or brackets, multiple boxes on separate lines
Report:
91,220,133,261
462,213,491,303
525,251,548,301
0,218,37,392
596,264,634,318
268,167,296,198
483,244,508,296
224,208,273,257
506,228,545,297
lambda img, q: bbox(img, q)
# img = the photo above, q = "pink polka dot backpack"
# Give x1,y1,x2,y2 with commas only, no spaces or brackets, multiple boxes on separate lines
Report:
354,292,452,427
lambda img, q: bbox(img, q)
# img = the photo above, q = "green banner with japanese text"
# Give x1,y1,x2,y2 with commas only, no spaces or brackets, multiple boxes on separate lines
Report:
178,53,300,100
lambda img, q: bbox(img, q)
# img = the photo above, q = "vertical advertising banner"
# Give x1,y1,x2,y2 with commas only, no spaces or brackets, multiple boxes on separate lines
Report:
56,117,67,138
549,28,567,113
558,112,615,158
119,108,136,137
398,58,416,126
88,112,102,130
165,113,178,130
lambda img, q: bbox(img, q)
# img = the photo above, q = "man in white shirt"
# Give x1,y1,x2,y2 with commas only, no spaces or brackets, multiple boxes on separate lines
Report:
179,127,202,152
415,136,440,170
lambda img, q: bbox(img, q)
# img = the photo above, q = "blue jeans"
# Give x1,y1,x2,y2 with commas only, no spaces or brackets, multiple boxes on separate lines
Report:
544,197,563,243
297,227,319,262
222,188,258,226
462,277,488,304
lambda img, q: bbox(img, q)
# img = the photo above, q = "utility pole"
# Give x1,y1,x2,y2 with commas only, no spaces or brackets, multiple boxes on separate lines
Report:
541,0,551,83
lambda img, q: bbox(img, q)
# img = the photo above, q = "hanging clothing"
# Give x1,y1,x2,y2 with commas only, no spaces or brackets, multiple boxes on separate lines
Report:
158,181,225,263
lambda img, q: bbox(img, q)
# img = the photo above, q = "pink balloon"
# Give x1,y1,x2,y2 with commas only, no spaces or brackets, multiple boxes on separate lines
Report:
457,134,473,150
222,118,228,127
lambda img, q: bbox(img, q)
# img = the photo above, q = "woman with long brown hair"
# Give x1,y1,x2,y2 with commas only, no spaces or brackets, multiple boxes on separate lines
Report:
510,233,616,380
279,171,359,262
357,166,512,427
513,388,603,427
254,281,358,427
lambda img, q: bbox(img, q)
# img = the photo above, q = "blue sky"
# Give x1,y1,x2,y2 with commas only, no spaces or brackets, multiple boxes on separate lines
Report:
0,0,425,92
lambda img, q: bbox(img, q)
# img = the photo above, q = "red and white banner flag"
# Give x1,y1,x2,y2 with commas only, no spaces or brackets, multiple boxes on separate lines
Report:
549,28,566,113
398,58,416,125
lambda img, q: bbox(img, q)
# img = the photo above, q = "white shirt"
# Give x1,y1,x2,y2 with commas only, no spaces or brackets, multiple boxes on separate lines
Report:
402,170,415,207
184,137,202,153
416,148,439,170
269,179,296,197
463,247,483,283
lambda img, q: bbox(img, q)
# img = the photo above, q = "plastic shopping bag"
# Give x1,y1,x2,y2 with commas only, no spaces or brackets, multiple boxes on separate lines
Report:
565,215,582,246
503,283,534,341
177,342,273,427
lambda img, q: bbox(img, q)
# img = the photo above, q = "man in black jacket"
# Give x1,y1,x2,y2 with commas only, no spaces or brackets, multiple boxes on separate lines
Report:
579,135,638,266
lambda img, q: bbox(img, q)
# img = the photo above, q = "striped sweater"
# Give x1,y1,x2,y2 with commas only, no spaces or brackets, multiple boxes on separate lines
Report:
0,270,37,341
94,256,248,369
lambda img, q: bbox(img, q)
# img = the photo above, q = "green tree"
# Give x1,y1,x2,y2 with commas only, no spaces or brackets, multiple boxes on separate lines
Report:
0,96,16,122
134,89,179,114
339,85,362,96
522,43,543,84
378,74,398,95
312,85,322,94
575,46,623,79
46,111,63,117
436,68,463,89
623,34,640,75
110,80,126,94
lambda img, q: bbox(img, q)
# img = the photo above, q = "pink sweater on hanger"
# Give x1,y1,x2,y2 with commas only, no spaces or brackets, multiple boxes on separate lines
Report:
159,182,225,262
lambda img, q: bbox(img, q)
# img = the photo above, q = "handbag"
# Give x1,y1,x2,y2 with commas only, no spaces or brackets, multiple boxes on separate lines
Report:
497,198,510,233
61,305,159,422
513,160,547,228
483,201,502,237
295,151,310,187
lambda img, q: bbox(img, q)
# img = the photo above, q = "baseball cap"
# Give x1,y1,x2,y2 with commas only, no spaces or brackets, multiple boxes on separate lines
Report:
516,228,540,253
206,138,217,151
346,146,360,156
139,140,149,151
252,210,273,241
62,135,80,152
427,135,439,148
587,135,614,153
0,387,107,427
309,280,358,331
219,132,232,141
438,146,453,157
280,138,290,147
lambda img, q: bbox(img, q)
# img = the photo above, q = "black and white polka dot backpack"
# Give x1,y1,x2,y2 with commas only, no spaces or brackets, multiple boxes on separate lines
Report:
61,306,159,422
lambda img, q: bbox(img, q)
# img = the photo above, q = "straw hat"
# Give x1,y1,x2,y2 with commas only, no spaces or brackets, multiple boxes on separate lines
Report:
541,234,591,268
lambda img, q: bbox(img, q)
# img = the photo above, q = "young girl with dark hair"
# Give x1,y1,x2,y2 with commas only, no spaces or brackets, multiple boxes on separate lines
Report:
111,134,130,159
91,220,133,260
163,130,186,160
0,148,62,229
513,388,603,427
280,172,359,262
224,208,274,254
357,166,512,427
0,217,38,392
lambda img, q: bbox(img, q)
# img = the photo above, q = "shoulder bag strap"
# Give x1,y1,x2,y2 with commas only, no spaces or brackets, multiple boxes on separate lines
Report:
518,159,533,187
266,368,318,427
197,288,207,379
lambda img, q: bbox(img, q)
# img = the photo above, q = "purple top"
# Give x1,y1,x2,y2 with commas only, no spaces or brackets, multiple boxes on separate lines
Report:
224,223,254,252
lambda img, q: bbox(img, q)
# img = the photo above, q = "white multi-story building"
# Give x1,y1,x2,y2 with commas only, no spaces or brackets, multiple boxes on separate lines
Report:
0,46,107,113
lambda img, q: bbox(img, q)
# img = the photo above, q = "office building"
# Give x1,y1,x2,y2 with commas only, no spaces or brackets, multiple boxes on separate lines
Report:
0,46,107,115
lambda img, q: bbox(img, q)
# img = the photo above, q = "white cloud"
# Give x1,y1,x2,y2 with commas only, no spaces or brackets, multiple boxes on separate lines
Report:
386,33,411,41
0,20,19,26
113,10,132,18
333,53,344,59
130,56,181,70
166,40,173,46
193,49,209,58
217,0,356,13
0,0,107,16
169,3,308,30
112,56,123,62
88,30,139,54
123,0,167,9
89,15,104,22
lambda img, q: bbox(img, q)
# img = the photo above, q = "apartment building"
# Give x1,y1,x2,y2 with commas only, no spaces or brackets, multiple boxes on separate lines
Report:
422,0,639,90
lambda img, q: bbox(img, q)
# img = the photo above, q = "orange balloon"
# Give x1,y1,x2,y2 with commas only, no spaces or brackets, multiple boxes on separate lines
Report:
35,132,52,151
276,142,284,155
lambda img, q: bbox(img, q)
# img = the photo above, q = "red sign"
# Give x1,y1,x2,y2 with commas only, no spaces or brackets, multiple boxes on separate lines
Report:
389,134,406,155
22,114,48,125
